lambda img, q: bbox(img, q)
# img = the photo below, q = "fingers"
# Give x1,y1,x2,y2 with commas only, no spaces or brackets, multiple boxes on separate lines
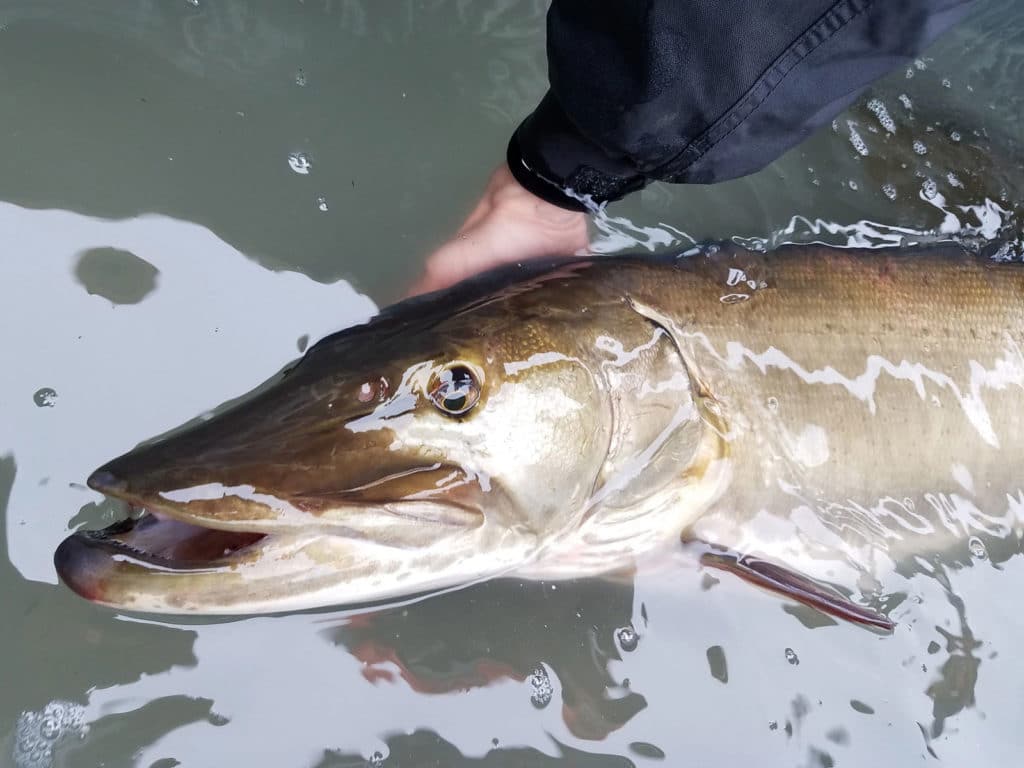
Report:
406,165,589,298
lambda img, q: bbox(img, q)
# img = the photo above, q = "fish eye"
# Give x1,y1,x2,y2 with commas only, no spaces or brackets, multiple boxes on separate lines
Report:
356,377,390,403
428,364,481,416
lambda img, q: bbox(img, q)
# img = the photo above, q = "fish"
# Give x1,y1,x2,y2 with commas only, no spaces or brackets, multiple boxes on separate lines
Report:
54,243,1024,624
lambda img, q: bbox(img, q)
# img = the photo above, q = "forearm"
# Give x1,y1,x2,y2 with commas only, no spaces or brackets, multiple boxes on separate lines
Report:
509,0,975,210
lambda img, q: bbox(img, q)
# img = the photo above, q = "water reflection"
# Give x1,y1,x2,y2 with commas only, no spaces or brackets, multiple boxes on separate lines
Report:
0,455,202,767
326,577,645,742
316,729,635,767
1,0,1023,765
0,0,550,295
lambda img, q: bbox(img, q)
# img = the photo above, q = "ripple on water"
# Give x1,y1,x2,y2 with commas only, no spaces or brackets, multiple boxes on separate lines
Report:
288,152,312,175
32,388,57,408
617,625,640,652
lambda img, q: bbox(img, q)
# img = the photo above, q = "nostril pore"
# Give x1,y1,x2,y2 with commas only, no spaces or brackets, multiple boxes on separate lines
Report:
87,469,127,494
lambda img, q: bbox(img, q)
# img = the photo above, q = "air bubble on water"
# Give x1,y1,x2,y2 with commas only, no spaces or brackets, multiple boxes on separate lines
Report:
316,195,329,212
295,68,307,87
617,626,639,652
185,0,199,6
882,183,897,200
367,751,385,768
942,78,951,88
848,179,859,190
947,172,963,189
905,68,914,79
866,99,896,133
529,665,553,708
720,293,750,304
968,536,988,560
33,388,57,407
921,178,938,200
914,58,927,70
769,721,779,731
950,130,961,142
898,94,913,110
13,701,87,768
785,648,800,665
912,139,928,155
831,119,839,133
288,152,312,175
847,121,869,156
766,396,779,412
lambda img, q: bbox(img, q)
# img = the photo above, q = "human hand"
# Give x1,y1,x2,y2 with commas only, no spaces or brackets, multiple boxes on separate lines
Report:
406,165,589,297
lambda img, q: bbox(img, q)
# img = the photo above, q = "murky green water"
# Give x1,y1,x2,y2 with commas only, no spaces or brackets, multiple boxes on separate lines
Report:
2,1,1023,765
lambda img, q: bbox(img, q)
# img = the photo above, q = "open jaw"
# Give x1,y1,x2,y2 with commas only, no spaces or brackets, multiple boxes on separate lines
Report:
54,495,536,616
56,509,269,583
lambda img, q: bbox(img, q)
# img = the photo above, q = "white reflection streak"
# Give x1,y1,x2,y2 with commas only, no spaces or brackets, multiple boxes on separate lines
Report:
503,351,579,376
714,341,1024,447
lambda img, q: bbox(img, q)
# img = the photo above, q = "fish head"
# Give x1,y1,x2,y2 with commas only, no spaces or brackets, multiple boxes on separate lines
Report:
56,265,625,614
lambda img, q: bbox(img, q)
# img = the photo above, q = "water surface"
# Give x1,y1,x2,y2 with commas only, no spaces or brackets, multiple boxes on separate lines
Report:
1,1,1023,765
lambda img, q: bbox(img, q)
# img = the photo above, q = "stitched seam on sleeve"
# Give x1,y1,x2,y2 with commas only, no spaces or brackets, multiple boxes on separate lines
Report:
650,0,874,179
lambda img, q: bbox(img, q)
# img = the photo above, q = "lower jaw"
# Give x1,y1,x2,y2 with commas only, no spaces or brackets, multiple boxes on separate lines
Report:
82,510,268,568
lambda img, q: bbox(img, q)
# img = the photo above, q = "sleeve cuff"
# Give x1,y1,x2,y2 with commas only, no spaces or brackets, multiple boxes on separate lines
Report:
506,92,648,212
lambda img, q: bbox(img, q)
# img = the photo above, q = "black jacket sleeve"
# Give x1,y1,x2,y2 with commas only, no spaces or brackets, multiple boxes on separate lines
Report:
507,0,974,211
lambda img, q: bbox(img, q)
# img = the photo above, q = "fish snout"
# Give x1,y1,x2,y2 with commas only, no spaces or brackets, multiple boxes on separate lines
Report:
54,530,114,604
87,467,128,495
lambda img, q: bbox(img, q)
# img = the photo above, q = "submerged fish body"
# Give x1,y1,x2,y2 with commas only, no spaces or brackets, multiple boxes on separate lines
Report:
55,244,1024,620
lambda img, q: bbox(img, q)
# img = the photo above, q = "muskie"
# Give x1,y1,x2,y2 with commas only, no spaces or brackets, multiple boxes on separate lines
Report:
55,244,1024,626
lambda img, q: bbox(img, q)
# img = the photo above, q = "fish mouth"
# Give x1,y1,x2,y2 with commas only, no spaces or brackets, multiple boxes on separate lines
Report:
53,469,509,615
54,506,274,606
57,510,268,573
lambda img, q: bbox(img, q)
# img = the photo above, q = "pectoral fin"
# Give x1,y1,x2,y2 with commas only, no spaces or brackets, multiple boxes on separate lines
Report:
699,549,895,632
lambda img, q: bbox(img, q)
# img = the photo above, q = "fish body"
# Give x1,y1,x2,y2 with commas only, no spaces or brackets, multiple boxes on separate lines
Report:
55,244,1024,618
